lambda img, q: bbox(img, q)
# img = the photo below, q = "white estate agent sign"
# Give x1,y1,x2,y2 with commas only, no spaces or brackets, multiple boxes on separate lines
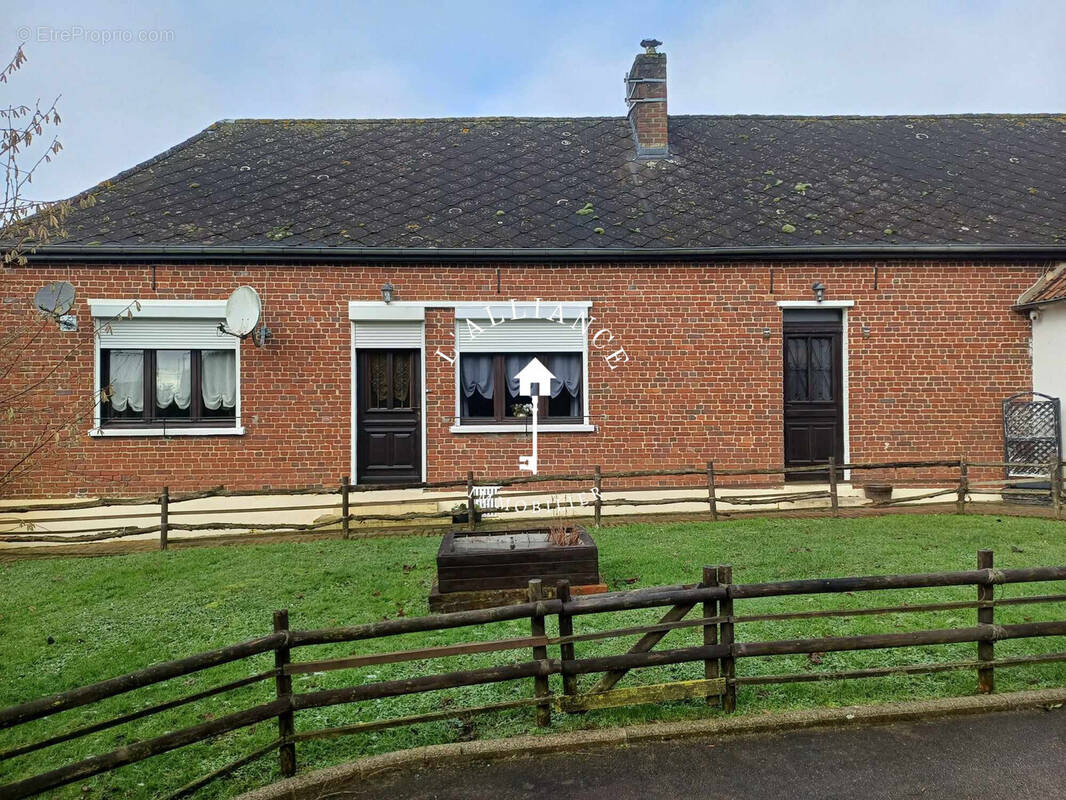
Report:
514,357,556,476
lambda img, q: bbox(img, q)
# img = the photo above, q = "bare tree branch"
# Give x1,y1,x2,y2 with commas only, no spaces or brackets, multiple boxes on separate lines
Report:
0,45,104,495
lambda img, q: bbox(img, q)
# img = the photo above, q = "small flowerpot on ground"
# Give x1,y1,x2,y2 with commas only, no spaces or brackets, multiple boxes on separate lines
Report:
864,484,893,503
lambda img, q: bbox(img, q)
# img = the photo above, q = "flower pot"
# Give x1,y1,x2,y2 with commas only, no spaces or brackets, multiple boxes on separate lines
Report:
864,483,893,502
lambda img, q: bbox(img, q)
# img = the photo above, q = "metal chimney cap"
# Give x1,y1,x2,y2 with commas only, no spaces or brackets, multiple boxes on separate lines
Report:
640,39,662,54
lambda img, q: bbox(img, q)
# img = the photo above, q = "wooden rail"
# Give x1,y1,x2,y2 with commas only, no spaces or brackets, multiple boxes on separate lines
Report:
2,458,1063,549
1,551,1065,798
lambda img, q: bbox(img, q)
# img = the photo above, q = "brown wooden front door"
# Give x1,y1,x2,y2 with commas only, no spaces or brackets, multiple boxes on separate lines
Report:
782,311,844,481
356,349,421,484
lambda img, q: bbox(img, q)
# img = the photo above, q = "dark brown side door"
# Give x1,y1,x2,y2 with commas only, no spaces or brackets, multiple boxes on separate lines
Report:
783,311,843,481
356,350,421,484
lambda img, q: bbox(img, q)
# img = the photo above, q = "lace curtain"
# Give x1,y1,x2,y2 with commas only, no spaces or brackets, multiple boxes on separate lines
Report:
155,351,192,410
460,355,494,415
368,353,388,408
505,355,529,397
202,350,236,410
460,355,494,399
393,355,411,406
546,354,581,399
108,350,144,412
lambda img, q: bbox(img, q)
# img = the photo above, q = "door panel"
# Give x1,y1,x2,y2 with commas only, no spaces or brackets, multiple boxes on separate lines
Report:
366,432,389,464
357,350,421,484
810,423,838,459
783,316,844,481
392,431,417,469
785,423,809,463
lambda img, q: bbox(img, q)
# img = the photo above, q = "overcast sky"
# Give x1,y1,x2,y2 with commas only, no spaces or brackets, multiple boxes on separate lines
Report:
7,0,1066,203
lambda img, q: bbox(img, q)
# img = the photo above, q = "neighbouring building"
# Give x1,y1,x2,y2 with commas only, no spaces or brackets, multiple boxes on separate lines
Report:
1016,264,1066,452
2,41,1064,498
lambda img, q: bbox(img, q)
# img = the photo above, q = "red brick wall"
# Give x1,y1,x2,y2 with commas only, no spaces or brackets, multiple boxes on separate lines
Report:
0,259,1040,497
627,52,668,154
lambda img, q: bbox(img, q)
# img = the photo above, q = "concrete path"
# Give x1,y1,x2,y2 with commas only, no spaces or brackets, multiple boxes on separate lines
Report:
328,708,1066,799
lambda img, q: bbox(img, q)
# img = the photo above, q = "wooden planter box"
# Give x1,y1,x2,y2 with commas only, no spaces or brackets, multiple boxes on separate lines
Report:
435,527,600,593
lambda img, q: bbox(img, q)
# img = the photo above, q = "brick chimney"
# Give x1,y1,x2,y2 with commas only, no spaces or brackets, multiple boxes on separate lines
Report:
625,39,668,157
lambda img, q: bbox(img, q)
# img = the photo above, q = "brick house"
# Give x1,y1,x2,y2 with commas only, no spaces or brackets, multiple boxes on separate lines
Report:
3,42,1063,498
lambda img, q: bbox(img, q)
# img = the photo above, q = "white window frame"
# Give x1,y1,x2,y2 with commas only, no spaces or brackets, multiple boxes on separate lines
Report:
346,308,427,484
450,301,595,434
87,299,244,437
777,300,854,478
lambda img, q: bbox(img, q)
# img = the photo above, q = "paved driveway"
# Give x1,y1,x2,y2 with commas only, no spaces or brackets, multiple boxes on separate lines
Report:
329,708,1066,799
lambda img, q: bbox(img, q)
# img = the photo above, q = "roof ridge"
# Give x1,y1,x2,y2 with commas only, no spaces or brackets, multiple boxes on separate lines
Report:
219,115,625,125
671,112,1066,121
215,112,1066,125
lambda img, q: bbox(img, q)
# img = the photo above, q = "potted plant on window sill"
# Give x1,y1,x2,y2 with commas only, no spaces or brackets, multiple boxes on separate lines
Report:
509,402,533,418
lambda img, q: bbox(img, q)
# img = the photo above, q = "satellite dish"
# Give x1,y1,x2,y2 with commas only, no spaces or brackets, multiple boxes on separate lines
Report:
224,286,262,338
34,281,76,317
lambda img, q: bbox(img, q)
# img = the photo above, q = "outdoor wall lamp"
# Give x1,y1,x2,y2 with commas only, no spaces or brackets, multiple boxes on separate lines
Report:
381,281,395,304
812,281,826,302
862,324,872,339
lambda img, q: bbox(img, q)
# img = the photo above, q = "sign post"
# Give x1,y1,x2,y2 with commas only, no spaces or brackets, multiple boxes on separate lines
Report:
515,358,556,476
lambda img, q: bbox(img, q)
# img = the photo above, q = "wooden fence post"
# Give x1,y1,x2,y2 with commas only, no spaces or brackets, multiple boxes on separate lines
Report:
273,610,296,777
466,471,476,531
703,566,720,706
528,579,551,726
707,462,718,522
159,486,169,552
1050,463,1062,519
977,550,994,694
828,457,839,517
957,458,968,514
593,466,603,527
556,580,577,698
340,476,351,540
718,564,736,713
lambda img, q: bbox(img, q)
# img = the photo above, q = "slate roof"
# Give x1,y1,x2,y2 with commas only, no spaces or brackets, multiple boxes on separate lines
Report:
36,114,1066,253
1016,263,1066,307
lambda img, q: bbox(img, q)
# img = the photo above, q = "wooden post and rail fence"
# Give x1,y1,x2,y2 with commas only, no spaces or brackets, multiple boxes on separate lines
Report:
1,552,1065,798
0,458,1063,550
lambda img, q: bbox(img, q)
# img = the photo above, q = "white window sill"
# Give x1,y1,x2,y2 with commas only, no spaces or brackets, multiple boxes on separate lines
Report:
449,423,597,434
89,426,245,438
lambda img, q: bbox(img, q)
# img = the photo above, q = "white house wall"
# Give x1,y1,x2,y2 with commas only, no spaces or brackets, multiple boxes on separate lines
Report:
1032,302,1066,446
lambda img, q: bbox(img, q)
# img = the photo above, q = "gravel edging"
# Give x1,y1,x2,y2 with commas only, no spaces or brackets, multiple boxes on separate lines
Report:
236,687,1066,800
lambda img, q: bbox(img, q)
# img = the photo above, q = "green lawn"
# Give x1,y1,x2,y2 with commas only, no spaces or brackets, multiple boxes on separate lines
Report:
2,514,1065,799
